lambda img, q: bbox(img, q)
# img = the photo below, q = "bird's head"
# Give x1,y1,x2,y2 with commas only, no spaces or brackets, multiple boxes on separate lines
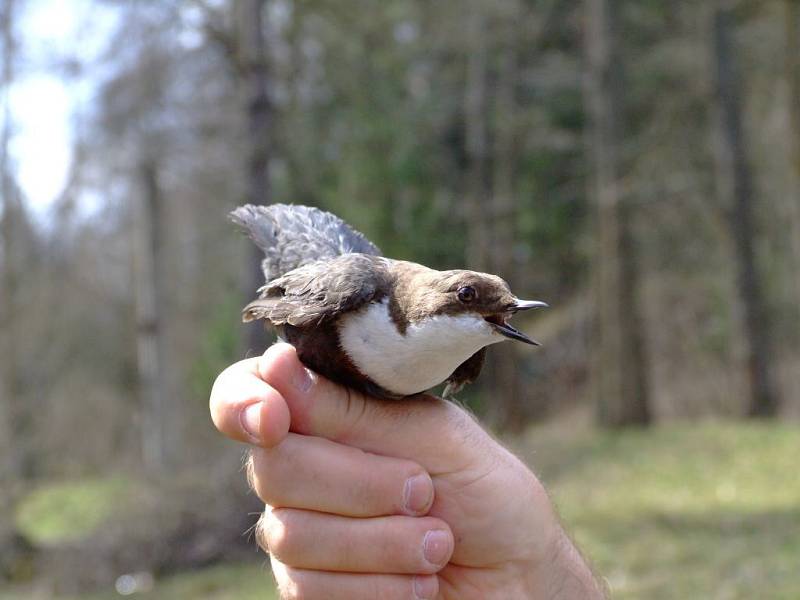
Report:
400,266,547,345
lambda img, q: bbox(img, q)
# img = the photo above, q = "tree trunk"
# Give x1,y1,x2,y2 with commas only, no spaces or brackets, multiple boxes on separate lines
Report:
712,6,780,417
784,0,800,319
0,0,15,485
0,0,29,484
135,159,171,474
585,0,651,427
237,0,273,355
0,4,37,575
487,11,525,432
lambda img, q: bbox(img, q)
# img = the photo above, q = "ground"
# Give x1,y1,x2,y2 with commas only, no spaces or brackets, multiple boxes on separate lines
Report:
515,420,800,599
2,420,798,599
0,564,275,600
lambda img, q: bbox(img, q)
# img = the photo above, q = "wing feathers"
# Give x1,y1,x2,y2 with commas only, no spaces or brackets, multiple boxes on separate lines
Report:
230,204,382,281
243,254,389,327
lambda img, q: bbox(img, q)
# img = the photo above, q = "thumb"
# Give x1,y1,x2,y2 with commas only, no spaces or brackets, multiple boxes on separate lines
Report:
210,355,291,447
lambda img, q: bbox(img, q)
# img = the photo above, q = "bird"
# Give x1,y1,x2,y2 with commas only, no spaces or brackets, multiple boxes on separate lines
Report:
230,204,547,400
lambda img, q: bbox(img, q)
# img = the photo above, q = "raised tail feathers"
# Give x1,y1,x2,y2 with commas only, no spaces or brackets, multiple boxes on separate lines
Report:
230,204,381,282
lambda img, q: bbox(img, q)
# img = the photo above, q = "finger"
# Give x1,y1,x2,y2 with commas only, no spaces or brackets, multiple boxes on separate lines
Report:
271,557,440,600
261,509,453,575
250,434,434,517
256,344,485,465
209,354,291,447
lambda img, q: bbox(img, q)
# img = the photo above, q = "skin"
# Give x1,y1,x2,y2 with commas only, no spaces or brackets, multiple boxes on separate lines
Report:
210,343,607,600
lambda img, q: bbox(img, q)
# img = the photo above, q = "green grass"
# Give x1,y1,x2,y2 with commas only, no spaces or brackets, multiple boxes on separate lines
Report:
14,477,134,547
3,421,798,599
0,563,276,600
81,563,275,600
516,420,800,599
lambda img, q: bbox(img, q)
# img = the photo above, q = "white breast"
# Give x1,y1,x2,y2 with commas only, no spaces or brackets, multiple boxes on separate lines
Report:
337,299,503,396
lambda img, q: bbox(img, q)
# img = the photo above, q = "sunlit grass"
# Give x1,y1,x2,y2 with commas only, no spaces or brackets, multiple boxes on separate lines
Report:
517,421,800,600
14,477,134,547
0,563,275,600
80,563,275,600
4,422,799,599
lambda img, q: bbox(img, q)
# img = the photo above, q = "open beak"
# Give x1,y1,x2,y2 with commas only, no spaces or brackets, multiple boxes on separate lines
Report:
486,299,547,346
489,320,540,345
511,299,549,312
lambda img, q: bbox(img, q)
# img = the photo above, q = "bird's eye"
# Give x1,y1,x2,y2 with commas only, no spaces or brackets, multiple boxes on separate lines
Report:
457,286,477,303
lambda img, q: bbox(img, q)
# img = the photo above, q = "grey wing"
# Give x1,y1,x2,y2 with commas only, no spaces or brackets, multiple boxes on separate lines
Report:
443,348,487,399
230,204,382,281
242,254,388,327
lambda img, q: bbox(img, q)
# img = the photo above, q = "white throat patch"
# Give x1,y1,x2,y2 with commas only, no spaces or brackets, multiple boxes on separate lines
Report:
337,299,503,396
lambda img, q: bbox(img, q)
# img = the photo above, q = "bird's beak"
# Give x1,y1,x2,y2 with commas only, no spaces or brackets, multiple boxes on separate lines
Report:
512,299,549,312
486,298,547,345
490,320,540,345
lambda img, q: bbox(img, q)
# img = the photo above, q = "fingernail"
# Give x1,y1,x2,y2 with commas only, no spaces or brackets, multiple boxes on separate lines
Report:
293,365,316,394
423,530,451,567
413,575,437,600
241,402,262,442
403,473,433,515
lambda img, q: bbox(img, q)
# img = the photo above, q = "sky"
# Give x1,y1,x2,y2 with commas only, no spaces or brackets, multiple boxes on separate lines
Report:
6,0,117,215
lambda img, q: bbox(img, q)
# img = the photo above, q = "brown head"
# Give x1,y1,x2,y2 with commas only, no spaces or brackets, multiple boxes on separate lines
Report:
391,263,547,344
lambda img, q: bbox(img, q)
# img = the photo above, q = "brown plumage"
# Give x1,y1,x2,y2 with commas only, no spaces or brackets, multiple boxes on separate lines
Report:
232,204,546,399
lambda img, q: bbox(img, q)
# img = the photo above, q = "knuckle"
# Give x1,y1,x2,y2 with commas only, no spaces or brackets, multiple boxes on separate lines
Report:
249,449,283,503
278,582,302,600
349,463,380,507
273,563,304,600
262,508,295,558
255,512,270,553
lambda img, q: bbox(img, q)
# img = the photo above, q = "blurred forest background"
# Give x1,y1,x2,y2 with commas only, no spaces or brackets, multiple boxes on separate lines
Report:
1,0,799,598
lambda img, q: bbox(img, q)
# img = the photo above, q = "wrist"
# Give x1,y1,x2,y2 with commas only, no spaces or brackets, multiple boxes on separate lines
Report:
509,472,606,599
492,470,605,599
527,529,607,600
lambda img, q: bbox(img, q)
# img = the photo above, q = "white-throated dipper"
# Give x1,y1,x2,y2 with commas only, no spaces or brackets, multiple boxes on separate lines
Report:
231,204,547,399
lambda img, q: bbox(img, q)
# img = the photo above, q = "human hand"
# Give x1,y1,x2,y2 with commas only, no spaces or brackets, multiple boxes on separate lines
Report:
210,343,605,599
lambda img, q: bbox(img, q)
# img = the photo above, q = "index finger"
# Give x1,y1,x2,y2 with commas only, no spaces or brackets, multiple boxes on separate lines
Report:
209,354,291,447
254,344,488,470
